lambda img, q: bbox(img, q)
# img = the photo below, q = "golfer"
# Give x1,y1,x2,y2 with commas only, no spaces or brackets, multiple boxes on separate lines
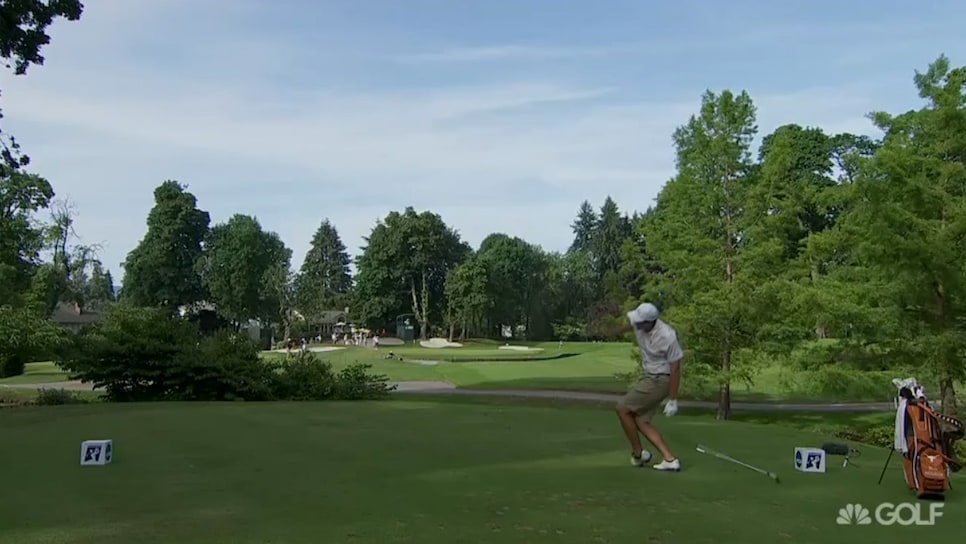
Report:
614,302,682,471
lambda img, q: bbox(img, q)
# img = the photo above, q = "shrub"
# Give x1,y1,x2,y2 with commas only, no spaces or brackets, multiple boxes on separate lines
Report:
0,353,26,379
188,331,277,401
35,388,88,406
270,355,395,401
271,353,338,400
59,306,276,402
333,362,397,400
57,305,396,403
831,423,894,448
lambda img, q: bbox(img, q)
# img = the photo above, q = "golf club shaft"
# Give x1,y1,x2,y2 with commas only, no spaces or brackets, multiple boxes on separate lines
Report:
698,445,778,480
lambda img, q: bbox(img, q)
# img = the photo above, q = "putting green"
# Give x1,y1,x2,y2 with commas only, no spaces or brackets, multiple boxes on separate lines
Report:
0,400,960,543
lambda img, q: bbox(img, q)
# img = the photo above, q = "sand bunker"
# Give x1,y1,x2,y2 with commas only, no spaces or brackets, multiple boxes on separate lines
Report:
419,338,463,348
377,337,405,346
498,345,544,352
405,359,439,366
270,346,346,354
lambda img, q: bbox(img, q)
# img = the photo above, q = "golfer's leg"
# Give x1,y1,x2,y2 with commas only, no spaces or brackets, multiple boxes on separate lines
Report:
615,387,646,456
636,417,675,461
633,376,677,462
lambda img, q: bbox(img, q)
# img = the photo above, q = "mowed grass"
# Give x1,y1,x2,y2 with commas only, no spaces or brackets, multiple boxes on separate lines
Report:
6,340,957,403
0,361,69,384
2,399,961,544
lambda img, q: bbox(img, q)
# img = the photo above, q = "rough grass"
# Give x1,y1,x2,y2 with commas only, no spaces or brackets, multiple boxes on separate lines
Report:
2,399,961,544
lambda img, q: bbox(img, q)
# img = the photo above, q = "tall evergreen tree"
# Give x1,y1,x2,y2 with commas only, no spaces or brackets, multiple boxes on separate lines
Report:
591,196,630,283
647,89,760,420
294,219,353,324
568,200,598,253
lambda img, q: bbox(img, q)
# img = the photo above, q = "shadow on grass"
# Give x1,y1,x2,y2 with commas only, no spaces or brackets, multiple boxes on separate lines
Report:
459,376,629,393
457,375,893,404
420,352,580,363
457,376,786,401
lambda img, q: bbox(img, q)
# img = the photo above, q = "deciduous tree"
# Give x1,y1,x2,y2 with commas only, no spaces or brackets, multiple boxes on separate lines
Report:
838,55,966,415
200,214,291,326
0,169,52,306
0,0,84,167
353,207,469,336
121,181,210,313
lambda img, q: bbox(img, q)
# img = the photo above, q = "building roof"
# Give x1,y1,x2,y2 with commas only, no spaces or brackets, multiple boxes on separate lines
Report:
312,310,346,324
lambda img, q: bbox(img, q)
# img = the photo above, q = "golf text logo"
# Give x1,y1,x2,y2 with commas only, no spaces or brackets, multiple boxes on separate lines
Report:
836,503,944,526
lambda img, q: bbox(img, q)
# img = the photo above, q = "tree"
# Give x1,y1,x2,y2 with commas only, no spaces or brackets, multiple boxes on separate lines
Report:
615,211,660,306
265,260,296,342
0,302,68,377
590,196,630,283
200,214,291,326
121,181,210,313
45,197,101,310
547,249,597,339
836,55,966,415
0,0,84,168
0,169,52,306
646,89,760,420
353,207,470,336
86,261,115,309
294,219,352,326
444,256,489,340
476,233,551,339
569,200,598,253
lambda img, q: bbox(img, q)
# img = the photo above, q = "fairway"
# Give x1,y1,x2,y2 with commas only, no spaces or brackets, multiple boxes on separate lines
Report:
1,400,961,543
7,340,957,404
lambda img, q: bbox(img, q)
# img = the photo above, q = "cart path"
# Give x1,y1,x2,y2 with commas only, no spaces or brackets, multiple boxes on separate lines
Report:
1,380,895,412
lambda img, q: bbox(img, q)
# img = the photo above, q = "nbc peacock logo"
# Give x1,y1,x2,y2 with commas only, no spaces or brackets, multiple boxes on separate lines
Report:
837,503,872,525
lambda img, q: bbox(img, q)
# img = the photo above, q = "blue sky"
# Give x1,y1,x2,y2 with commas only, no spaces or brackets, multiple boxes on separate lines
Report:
3,0,966,280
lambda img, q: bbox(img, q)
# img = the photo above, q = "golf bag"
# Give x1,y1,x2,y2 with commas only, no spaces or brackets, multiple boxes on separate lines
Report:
891,378,964,499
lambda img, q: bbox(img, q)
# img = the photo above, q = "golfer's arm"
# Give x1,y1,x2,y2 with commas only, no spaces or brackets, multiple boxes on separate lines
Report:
669,359,682,399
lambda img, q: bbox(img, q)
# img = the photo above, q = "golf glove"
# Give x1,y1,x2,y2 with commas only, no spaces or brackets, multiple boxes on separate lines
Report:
663,399,678,416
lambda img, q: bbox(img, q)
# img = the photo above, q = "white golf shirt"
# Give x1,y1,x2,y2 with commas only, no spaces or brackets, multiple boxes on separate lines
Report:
633,319,684,375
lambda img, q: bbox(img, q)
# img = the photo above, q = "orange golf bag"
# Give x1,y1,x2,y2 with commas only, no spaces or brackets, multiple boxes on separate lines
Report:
889,379,964,499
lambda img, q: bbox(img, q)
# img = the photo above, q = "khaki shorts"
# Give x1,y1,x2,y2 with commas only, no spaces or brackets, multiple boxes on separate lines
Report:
617,374,671,422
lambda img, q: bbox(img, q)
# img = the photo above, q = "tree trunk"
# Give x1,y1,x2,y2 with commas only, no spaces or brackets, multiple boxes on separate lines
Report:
420,270,430,339
719,181,735,421
940,378,958,417
935,280,958,415
811,262,827,339
448,323,454,343
410,273,429,339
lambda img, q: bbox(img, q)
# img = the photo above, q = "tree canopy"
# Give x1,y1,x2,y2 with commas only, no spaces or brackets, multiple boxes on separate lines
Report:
3,32,965,422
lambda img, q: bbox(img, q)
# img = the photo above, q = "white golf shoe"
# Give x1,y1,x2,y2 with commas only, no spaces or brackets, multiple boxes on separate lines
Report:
630,450,653,467
652,458,681,471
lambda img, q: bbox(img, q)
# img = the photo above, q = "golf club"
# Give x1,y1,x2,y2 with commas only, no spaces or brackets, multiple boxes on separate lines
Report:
696,444,780,483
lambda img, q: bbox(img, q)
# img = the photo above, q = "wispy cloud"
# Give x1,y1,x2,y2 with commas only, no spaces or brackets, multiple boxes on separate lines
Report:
389,43,642,63
1,0,957,276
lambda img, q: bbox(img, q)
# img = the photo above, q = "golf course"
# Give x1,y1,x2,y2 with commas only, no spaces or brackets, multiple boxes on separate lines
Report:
3,341,964,542
5,5,966,542
2,340,937,404
1,395,960,543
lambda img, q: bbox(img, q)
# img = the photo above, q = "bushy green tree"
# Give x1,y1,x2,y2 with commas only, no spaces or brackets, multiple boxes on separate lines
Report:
121,181,210,313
